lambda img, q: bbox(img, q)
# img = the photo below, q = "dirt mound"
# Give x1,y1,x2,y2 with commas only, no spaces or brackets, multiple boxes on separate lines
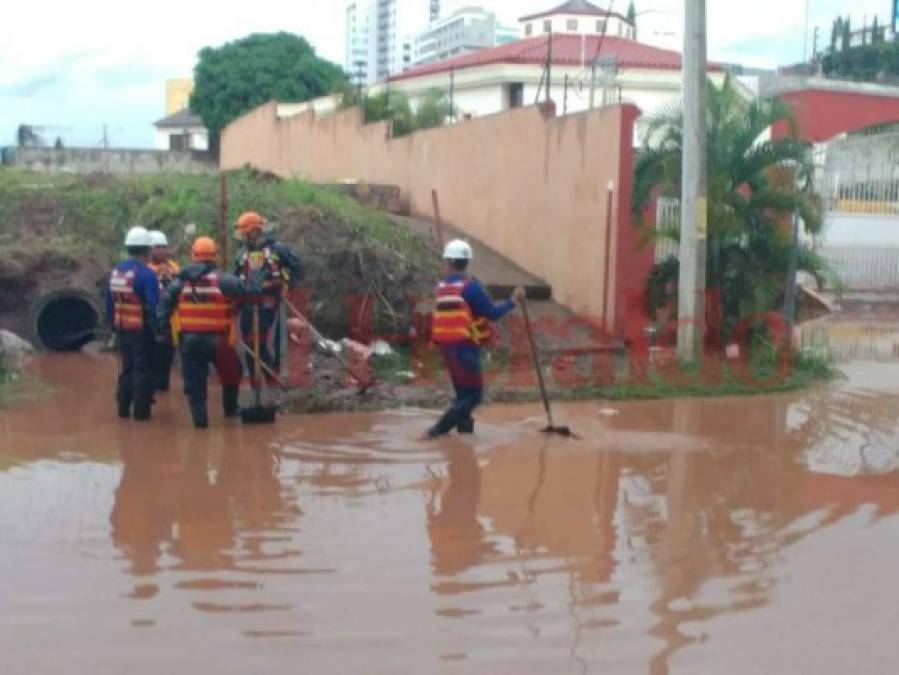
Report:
0,169,439,346
277,204,438,338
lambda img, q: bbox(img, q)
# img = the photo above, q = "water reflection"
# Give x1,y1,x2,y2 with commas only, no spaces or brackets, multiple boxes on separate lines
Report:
5,335,899,673
426,445,494,577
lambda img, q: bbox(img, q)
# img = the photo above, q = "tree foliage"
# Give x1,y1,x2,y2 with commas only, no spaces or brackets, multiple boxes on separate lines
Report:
337,85,453,137
190,33,345,146
634,76,829,337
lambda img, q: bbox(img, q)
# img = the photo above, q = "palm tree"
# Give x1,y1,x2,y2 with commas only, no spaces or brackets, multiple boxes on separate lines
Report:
633,75,829,340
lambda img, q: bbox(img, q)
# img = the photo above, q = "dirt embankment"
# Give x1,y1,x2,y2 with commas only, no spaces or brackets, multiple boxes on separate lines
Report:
0,169,440,345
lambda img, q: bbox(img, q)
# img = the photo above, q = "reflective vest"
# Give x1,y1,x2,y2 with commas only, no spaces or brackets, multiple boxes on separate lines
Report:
238,246,285,294
176,273,233,334
431,278,492,346
149,260,181,291
109,268,144,331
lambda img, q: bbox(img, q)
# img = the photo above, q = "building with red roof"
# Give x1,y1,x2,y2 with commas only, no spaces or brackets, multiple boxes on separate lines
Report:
384,30,727,141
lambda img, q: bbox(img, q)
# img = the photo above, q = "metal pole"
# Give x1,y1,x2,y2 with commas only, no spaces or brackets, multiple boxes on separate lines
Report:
783,213,800,329
563,74,569,115
602,182,615,333
546,32,553,104
589,59,597,109
676,0,708,364
450,68,455,124
218,173,229,268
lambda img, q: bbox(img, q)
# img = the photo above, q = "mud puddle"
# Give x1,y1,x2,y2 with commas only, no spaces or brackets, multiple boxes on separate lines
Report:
4,341,899,674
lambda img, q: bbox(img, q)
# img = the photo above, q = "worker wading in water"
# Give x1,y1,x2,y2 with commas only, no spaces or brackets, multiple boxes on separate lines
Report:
147,230,180,392
159,237,253,429
233,211,302,382
105,226,160,421
428,239,525,438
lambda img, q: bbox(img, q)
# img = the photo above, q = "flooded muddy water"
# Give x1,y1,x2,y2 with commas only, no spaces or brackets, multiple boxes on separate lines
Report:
4,330,899,674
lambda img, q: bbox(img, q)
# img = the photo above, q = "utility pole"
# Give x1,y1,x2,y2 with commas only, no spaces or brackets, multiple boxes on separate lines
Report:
676,0,708,364
803,0,811,61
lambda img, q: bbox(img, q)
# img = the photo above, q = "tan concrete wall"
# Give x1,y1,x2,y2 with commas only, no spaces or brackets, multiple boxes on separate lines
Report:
222,103,643,324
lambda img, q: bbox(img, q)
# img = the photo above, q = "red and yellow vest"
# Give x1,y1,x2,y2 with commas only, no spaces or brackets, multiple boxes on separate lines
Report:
109,268,144,331
238,246,285,294
149,259,181,291
176,273,233,334
431,278,492,346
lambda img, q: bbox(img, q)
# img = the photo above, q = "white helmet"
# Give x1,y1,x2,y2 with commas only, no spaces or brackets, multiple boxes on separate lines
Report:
443,239,473,261
149,230,169,247
124,226,153,248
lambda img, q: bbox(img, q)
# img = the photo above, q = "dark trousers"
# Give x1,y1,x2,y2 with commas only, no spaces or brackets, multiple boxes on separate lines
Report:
117,330,155,420
429,345,484,437
239,303,279,380
153,340,176,392
180,333,242,427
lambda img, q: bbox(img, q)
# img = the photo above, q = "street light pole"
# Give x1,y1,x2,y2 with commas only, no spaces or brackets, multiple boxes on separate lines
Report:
676,0,708,364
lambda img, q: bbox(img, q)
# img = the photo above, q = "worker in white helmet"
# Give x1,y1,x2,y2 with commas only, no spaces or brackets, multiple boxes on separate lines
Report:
428,239,525,438
104,226,160,421
147,230,180,392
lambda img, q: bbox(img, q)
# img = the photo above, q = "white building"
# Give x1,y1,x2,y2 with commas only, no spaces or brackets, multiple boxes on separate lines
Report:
385,31,730,141
153,108,209,152
346,0,441,84
412,6,519,67
345,1,376,84
519,0,636,41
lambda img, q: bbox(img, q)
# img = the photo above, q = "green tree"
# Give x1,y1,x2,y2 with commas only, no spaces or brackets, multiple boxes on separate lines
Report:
338,85,451,136
633,76,828,338
413,88,453,130
627,1,637,25
190,32,345,154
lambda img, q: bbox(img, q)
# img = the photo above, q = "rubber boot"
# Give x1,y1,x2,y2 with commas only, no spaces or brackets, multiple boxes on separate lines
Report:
457,417,475,434
188,398,209,429
132,401,152,421
117,401,131,419
222,386,240,418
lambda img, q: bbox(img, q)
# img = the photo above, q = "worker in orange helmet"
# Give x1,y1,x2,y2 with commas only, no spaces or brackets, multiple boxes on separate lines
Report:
147,230,181,392
233,211,303,382
158,237,253,429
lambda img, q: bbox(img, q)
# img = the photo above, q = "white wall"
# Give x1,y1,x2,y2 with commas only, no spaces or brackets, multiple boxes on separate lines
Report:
521,14,635,40
153,127,209,151
823,213,899,247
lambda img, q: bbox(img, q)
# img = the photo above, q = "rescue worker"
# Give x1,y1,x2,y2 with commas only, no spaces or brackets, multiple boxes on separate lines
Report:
158,237,250,429
147,230,180,392
105,226,159,421
233,211,302,379
428,239,525,438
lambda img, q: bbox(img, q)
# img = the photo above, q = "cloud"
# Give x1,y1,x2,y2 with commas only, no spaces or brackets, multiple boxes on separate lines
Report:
1,73,62,97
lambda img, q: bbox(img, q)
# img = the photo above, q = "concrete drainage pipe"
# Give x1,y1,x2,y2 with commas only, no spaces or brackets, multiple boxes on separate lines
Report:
31,289,102,351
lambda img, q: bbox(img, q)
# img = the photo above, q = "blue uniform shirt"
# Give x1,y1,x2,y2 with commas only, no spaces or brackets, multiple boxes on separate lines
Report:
104,258,160,328
446,273,515,322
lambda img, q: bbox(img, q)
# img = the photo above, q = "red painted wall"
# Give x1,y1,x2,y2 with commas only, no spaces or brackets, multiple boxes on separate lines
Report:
774,89,899,142
614,105,653,337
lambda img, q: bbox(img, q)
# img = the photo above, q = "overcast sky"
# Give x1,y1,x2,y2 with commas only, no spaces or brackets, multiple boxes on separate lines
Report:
0,0,890,148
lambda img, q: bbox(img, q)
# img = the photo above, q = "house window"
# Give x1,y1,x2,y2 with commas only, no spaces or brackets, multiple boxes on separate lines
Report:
543,19,552,33
169,133,189,151
596,20,606,33
525,23,533,36
567,19,578,31
508,82,524,109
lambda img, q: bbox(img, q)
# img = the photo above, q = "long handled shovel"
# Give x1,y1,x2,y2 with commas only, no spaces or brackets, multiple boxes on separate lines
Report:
281,296,374,394
241,305,278,425
519,296,573,437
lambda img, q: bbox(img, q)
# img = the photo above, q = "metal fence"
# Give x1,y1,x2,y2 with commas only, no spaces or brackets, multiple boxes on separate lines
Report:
818,245,899,289
819,170,899,215
654,197,680,262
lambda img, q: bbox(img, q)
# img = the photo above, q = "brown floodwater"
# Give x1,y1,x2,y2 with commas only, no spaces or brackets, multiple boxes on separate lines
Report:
4,323,899,674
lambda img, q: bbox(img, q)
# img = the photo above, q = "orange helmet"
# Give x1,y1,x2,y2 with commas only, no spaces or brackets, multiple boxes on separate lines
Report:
191,236,218,262
236,211,264,235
